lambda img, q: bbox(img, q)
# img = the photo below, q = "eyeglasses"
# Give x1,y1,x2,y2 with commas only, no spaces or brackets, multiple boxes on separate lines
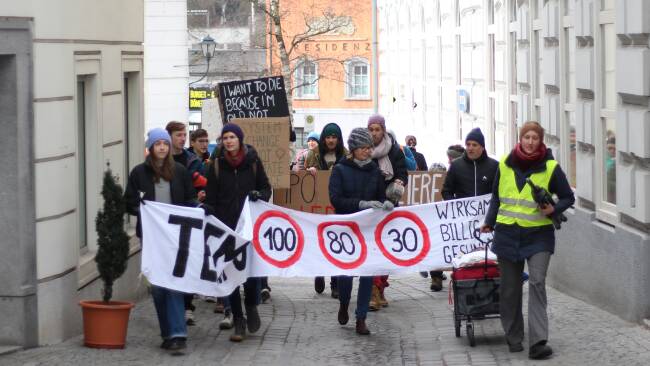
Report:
359,146,373,151
196,139,209,143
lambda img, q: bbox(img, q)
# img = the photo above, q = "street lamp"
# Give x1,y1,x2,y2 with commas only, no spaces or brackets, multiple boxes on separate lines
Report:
190,35,217,85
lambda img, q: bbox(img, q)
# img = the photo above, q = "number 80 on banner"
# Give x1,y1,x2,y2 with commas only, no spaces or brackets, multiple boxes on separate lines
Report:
317,222,367,270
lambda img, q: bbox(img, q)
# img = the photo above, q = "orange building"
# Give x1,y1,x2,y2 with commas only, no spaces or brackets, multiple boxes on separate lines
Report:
268,0,375,144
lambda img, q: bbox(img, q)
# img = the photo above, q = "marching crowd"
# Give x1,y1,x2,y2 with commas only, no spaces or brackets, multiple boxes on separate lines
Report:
124,114,574,360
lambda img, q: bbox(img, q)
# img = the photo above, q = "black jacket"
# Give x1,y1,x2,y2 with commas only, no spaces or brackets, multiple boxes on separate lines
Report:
377,134,409,185
329,158,387,214
441,150,498,200
484,149,575,261
124,161,197,238
409,147,428,171
204,145,271,229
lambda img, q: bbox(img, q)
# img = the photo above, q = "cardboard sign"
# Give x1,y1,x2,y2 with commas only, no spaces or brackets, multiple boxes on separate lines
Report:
201,98,223,140
218,76,290,125
274,170,446,213
232,117,290,189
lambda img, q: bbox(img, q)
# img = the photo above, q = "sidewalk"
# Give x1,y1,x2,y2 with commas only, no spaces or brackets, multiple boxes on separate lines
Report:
3,274,650,365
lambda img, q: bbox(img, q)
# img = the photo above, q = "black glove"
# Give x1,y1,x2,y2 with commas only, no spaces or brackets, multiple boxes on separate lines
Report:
248,190,262,202
200,203,216,217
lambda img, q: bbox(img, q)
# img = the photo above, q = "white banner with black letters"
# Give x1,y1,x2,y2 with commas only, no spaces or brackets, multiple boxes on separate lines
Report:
140,195,492,297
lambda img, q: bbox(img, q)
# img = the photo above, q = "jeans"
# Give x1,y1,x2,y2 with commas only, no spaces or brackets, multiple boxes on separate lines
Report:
229,277,260,319
337,276,373,320
151,285,187,340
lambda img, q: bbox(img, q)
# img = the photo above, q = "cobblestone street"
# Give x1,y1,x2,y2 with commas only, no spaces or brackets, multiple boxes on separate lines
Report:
4,274,650,365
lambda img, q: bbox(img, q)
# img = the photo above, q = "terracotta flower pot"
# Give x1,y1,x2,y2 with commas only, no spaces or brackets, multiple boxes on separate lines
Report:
79,300,134,349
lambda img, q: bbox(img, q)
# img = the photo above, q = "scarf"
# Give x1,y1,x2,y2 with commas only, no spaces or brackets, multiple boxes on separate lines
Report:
371,134,394,180
512,142,547,172
224,146,246,169
354,158,372,167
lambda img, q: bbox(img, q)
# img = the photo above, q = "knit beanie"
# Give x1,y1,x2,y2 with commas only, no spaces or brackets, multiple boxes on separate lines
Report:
367,114,386,130
307,131,320,142
446,147,464,161
146,128,172,149
519,121,544,141
465,127,485,147
221,123,244,142
321,123,341,138
347,127,374,151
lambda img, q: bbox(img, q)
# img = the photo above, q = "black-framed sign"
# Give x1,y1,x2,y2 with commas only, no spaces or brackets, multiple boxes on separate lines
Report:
218,76,290,125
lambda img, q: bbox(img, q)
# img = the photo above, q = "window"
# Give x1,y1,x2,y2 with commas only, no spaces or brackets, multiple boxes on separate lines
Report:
346,58,370,99
294,60,318,99
294,127,307,149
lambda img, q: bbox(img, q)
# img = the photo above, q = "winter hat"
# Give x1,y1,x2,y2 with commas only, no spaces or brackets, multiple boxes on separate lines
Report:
146,128,172,149
321,123,342,138
347,127,374,151
367,114,386,130
221,123,244,142
465,127,485,147
519,121,544,142
446,147,464,161
307,131,320,142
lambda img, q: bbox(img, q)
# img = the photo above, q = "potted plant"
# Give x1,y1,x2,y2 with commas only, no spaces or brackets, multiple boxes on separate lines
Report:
79,167,134,349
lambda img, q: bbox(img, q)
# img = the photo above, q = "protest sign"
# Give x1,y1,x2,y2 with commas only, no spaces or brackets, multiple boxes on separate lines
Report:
200,98,223,139
139,195,493,296
274,170,446,213
218,76,290,125
232,117,290,189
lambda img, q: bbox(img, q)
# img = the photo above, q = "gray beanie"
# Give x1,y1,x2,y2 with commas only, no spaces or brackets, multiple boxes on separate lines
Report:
347,127,374,151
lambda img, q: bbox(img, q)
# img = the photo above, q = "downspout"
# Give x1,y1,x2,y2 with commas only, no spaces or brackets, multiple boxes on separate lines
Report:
372,0,378,113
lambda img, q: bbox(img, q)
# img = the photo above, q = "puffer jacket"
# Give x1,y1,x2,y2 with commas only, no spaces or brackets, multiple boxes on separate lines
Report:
329,157,387,214
441,150,499,200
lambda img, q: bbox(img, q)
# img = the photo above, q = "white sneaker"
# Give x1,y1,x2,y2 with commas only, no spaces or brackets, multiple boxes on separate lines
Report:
219,312,234,330
185,309,195,326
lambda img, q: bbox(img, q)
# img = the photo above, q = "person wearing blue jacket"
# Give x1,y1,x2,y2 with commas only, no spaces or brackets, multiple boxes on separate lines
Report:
329,128,394,335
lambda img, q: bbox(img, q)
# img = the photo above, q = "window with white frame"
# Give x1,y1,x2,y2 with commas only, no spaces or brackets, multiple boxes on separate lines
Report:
346,58,370,99
294,60,318,99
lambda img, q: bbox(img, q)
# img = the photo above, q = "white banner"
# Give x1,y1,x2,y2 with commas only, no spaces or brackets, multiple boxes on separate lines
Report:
140,195,492,297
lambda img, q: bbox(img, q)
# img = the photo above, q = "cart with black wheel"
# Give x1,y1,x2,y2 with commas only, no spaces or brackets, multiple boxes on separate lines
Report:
450,230,500,347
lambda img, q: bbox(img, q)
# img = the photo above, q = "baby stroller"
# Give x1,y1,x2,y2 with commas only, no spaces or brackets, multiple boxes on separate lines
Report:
450,229,500,347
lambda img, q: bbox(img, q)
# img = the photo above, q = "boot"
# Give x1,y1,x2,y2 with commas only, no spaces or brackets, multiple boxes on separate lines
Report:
230,317,246,342
245,305,261,333
430,276,443,292
338,303,349,325
369,285,381,311
379,288,388,307
314,277,325,294
355,319,370,335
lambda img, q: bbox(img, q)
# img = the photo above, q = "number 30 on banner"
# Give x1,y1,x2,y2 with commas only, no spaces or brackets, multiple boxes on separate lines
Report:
317,221,367,270
252,211,305,268
374,211,430,266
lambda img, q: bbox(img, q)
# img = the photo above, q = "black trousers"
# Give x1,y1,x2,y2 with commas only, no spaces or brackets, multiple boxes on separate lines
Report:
229,277,260,319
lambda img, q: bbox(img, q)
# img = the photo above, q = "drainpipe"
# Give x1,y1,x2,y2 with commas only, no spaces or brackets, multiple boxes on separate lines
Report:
372,0,378,113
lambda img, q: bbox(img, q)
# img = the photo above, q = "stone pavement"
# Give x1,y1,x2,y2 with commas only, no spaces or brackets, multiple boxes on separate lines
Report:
4,274,650,366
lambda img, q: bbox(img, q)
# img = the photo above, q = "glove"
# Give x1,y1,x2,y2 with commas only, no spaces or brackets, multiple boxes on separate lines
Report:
359,200,383,210
382,200,394,211
200,203,216,217
385,182,405,202
192,172,208,189
248,190,262,202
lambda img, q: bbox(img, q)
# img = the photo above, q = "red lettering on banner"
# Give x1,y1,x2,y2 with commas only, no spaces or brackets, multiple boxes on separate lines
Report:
374,211,431,266
252,210,305,268
317,221,367,270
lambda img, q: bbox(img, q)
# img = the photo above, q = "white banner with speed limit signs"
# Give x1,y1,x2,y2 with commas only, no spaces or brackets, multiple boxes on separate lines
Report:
140,195,492,297
242,194,493,277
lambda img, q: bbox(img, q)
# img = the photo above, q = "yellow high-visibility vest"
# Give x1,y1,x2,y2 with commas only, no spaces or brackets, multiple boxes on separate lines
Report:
496,157,558,227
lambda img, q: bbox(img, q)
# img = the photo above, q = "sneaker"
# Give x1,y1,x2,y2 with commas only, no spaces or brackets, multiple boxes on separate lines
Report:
230,317,246,342
529,342,553,360
204,296,217,303
331,286,339,299
245,305,261,333
355,319,370,335
185,310,195,326
166,337,187,355
430,277,443,292
315,277,325,294
261,288,271,303
219,311,234,330
338,303,349,325
160,338,172,349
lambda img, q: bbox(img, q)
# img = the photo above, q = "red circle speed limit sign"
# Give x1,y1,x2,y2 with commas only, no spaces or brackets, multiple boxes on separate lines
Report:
374,211,430,266
317,221,367,270
252,210,305,268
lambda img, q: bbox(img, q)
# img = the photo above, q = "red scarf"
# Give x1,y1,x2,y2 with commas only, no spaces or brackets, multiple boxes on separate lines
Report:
512,142,547,171
224,147,246,168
